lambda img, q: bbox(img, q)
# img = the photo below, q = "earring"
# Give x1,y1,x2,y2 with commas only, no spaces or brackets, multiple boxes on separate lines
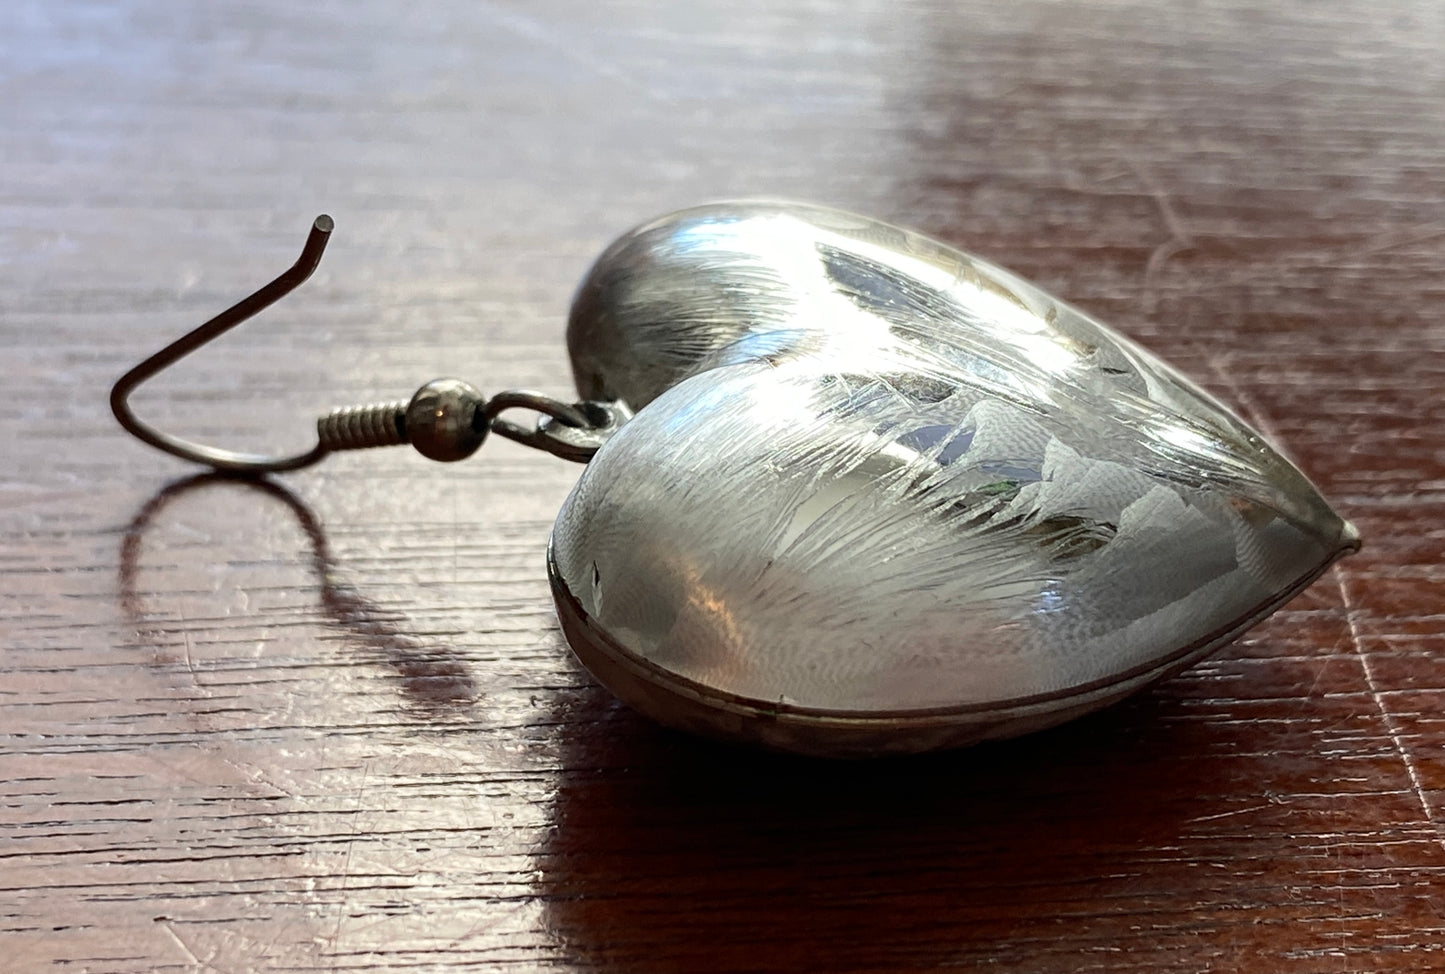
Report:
113,201,1359,757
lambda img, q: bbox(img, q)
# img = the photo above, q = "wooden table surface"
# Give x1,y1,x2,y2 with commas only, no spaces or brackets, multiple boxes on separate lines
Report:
3,1,1442,970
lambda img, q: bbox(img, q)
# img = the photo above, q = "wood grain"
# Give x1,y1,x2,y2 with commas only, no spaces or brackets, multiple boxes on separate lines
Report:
2,0,1442,970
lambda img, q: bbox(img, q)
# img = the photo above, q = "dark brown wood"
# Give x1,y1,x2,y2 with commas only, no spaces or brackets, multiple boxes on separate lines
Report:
2,1,1442,970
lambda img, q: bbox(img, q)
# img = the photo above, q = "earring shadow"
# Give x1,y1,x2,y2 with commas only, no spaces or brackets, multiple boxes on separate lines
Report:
119,472,478,715
535,664,1224,972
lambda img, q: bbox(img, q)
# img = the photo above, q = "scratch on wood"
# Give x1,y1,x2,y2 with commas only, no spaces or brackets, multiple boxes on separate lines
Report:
1130,161,1196,307
1336,569,1445,856
157,917,234,974
1185,803,1275,825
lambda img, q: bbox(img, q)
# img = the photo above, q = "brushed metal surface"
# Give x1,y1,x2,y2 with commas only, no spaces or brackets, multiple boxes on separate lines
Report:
553,202,1358,749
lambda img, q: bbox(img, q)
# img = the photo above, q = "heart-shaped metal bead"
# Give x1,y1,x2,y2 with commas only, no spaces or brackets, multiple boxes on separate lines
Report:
550,201,1358,756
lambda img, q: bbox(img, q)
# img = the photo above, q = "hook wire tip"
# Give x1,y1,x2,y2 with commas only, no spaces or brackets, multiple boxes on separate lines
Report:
313,214,334,233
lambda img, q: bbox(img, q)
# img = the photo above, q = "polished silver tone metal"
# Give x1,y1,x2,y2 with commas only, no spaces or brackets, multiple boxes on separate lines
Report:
113,203,1361,758
493,398,635,463
317,401,408,452
111,216,620,471
405,379,487,462
551,201,1360,756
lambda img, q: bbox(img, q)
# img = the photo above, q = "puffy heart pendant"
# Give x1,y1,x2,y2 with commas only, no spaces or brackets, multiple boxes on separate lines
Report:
115,202,1359,758
549,201,1358,756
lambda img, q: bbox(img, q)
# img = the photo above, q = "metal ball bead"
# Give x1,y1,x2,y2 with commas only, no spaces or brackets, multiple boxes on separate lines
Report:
405,379,487,462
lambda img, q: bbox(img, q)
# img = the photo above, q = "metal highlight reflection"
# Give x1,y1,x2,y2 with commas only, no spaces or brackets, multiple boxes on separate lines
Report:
552,201,1359,755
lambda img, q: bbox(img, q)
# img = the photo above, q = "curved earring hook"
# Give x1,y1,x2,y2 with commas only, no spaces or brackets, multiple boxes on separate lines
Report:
112,213,631,473
110,215,336,474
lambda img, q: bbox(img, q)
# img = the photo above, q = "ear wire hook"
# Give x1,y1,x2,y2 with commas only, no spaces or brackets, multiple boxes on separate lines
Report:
111,215,630,475
110,215,337,474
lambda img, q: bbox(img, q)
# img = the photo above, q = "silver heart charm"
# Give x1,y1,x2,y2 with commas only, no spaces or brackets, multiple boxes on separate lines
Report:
113,206,1360,759
550,201,1359,756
